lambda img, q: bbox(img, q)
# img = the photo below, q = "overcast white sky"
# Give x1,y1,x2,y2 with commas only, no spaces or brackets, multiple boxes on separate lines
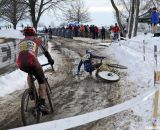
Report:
40,0,115,27
0,0,115,28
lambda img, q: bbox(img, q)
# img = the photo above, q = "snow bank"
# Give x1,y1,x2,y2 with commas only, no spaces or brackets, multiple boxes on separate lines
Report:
0,55,48,97
0,29,24,39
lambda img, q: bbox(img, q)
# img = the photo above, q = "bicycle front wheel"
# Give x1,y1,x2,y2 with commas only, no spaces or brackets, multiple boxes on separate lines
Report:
21,89,40,126
97,71,120,82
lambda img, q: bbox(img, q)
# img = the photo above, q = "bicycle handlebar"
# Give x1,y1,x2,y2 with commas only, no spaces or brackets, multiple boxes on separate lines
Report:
41,63,55,72
41,63,50,66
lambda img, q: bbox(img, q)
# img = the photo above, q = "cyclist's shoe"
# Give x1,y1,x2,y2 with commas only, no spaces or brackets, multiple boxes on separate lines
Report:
39,98,49,115
29,89,35,100
39,104,50,115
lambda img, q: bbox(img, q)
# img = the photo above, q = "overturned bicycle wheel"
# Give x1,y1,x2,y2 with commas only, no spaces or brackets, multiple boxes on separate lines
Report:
97,70,120,82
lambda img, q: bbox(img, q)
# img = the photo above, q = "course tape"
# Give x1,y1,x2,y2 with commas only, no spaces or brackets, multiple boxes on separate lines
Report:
11,86,159,130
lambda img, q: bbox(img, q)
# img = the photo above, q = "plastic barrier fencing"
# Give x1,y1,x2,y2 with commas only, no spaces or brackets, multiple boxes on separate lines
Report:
11,86,158,130
51,28,110,39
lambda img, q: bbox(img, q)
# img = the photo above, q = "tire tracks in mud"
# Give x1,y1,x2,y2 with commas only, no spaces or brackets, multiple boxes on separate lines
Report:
0,41,74,130
0,37,140,130
49,38,142,130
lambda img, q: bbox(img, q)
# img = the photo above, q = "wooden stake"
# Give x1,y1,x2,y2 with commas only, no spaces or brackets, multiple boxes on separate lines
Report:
143,45,145,61
154,45,157,66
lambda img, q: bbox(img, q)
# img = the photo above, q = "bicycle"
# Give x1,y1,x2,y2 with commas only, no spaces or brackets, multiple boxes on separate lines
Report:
21,63,54,126
95,59,127,82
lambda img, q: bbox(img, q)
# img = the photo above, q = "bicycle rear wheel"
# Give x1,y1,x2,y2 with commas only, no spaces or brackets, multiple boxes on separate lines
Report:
107,64,127,69
21,89,40,126
97,71,120,82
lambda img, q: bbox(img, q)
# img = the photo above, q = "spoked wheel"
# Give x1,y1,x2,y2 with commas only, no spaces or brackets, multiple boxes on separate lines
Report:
21,89,41,126
97,71,120,82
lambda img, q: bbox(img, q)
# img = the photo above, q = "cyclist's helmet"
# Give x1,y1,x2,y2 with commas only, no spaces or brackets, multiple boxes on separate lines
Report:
23,27,36,36
86,48,93,54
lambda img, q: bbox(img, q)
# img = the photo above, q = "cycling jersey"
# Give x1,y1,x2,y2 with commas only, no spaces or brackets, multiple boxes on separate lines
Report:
77,53,103,73
16,36,46,84
16,36,42,68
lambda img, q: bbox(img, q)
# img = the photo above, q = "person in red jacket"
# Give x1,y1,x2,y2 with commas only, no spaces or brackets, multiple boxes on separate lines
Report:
94,26,99,39
112,23,120,40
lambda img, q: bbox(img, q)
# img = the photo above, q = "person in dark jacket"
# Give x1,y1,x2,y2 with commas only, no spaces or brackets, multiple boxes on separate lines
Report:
48,26,52,39
101,27,106,40
151,7,159,35
77,49,105,75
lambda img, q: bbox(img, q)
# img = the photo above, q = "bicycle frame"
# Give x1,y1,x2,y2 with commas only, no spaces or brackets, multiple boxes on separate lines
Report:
21,63,54,125
95,59,127,82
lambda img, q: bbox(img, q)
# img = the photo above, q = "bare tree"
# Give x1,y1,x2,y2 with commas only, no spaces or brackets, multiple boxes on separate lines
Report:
111,0,125,36
0,0,27,29
127,0,140,38
111,0,141,38
62,0,91,24
128,0,135,38
0,0,9,16
133,0,140,37
23,0,71,30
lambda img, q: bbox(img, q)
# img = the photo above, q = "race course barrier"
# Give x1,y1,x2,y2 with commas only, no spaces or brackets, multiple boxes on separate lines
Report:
0,34,48,75
11,86,158,130
0,39,17,74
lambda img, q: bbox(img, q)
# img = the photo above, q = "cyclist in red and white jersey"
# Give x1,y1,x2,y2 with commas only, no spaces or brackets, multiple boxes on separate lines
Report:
16,27,54,113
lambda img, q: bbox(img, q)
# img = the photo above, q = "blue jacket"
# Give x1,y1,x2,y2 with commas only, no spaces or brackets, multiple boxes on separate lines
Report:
77,53,103,73
151,11,159,24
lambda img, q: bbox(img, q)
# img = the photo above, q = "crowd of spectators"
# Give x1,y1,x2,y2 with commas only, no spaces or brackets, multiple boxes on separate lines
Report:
42,23,122,41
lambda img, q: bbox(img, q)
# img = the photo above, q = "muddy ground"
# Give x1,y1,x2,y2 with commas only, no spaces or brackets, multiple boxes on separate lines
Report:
0,37,141,130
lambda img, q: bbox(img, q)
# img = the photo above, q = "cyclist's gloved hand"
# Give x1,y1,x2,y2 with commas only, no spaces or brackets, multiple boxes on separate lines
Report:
48,58,54,65
44,51,54,65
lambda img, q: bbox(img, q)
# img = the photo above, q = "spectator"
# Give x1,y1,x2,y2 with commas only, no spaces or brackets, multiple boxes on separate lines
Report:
112,23,120,41
48,26,52,39
94,26,99,39
92,25,95,39
44,26,48,34
74,25,79,37
21,24,24,29
80,25,85,37
101,26,106,40
151,7,159,36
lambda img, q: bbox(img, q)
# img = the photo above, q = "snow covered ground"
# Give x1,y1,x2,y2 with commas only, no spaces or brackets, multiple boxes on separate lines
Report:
75,33,160,129
0,29,160,129
0,29,24,39
73,34,160,129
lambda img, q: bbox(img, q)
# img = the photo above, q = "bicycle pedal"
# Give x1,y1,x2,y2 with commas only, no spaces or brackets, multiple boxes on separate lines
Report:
32,108,38,117
42,111,49,116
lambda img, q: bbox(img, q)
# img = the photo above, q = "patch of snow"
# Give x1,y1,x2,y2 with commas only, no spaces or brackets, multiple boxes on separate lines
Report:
0,29,24,39
0,55,48,97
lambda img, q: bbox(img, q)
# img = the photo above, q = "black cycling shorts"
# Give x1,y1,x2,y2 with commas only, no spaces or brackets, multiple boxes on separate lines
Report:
20,60,45,84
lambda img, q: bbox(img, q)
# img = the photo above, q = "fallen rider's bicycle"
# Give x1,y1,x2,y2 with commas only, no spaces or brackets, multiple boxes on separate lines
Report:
95,59,127,82
79,59,127,82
